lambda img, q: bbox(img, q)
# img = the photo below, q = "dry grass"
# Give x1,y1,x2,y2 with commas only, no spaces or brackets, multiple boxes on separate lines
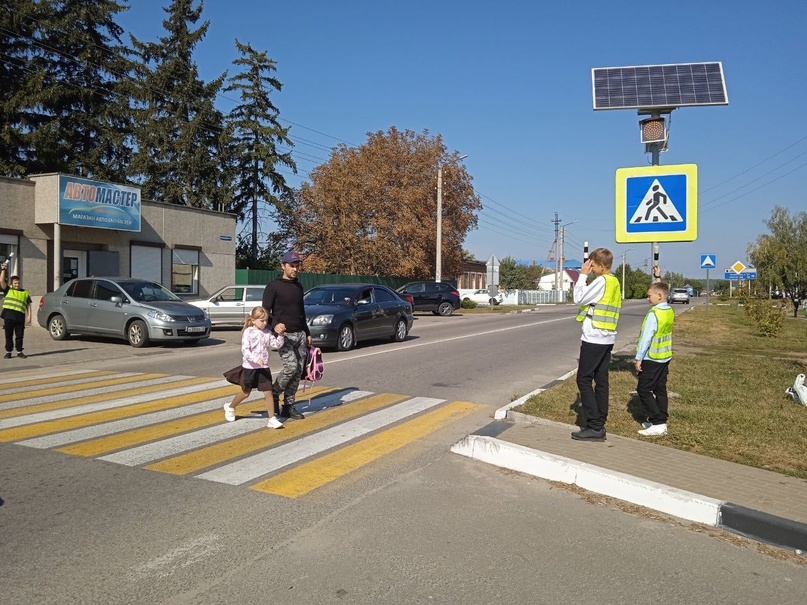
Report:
515,303,807,478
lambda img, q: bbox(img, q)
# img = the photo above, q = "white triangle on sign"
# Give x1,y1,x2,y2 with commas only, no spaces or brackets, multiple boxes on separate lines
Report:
629,179,683,224
702,256,715,267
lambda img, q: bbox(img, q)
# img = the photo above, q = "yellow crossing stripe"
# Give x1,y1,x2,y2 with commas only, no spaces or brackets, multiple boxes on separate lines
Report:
0,385,239,442
58,398,267,457
0,376,218,419
147,392,406,476
251,400,481,498
0,373,169,404
60,385,333,458
0,370,115,389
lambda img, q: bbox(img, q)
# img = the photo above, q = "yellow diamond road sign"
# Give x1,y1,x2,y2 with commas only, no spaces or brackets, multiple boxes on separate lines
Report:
731,261,746,274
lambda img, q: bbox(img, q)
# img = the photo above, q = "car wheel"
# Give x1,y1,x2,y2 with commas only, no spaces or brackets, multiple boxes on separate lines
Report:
337,324,355,351
127,319,150,348
48,314,69,340
437,301,454,316
391,318,408,342
489,298,498,306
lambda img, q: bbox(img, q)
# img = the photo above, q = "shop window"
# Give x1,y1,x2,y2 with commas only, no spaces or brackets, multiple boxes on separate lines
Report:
172,248,199,295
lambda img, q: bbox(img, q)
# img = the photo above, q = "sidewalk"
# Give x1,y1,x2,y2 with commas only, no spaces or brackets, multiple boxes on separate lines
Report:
452,411,807,552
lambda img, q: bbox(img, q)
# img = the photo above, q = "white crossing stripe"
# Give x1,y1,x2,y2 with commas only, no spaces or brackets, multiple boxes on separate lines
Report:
0,379,226,429
0,374,189,411
98,391,374,467
18,396,238,449
196,396,445,485
0,368,109,386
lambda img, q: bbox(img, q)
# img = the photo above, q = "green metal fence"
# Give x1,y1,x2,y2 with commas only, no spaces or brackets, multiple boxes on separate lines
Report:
235,269,414,291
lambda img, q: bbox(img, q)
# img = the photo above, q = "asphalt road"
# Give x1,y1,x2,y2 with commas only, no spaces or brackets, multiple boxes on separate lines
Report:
4,298,805,604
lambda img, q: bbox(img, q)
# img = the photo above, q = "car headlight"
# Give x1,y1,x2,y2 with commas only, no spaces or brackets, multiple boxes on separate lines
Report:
310,314,334,326
148,309,175,322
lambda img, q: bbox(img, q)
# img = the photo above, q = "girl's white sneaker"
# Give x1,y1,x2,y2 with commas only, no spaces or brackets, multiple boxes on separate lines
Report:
223,404,236,422
267,416,283,429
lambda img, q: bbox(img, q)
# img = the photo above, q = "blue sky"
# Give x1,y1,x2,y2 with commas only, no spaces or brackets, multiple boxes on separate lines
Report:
119,0,807,278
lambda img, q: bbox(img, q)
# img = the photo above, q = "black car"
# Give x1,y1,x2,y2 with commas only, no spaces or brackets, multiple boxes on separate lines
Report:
396,281,461,316
304,283,414,351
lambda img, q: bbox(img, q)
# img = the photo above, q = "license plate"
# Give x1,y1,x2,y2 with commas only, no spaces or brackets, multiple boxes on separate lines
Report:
186,326,206,333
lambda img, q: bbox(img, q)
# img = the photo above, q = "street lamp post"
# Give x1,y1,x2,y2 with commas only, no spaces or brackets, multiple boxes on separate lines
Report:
435,154,467,282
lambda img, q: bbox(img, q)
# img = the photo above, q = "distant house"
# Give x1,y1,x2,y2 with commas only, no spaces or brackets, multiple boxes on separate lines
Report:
537,269,580,292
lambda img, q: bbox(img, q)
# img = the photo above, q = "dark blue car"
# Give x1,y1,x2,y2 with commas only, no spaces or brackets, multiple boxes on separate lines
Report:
304,283,414,351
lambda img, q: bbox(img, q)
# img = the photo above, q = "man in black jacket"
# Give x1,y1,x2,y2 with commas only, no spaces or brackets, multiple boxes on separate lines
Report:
262,251,311,420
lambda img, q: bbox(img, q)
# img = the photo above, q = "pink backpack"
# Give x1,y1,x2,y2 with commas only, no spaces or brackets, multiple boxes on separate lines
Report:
301,347,324,405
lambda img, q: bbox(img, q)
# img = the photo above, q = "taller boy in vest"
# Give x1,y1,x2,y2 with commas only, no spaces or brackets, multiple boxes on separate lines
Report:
1,261,32,359
634,271,674,437
572,248,621,441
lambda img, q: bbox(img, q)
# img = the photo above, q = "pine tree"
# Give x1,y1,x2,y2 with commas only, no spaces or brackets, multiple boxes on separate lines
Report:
129,0,230,207
2,0,134,181
225,39,296,267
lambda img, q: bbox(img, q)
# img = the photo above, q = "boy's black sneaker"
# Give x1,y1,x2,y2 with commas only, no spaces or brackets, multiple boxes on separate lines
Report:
571,427,606,442
17,352,27,359
280,404,305,420
3,352,11,359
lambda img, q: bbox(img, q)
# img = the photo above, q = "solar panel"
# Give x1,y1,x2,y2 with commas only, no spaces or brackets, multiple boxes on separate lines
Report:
592,62,728,110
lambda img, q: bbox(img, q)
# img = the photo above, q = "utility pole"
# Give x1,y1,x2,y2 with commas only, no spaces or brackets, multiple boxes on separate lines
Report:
435,166,443,282
552,212,561,299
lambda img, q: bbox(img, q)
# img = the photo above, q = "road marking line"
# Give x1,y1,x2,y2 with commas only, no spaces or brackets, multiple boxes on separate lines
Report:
0,384,236,442
99,387,352,467
57,396,274,457
196,396,446,486
19,397,247,449
147,391,406,476
0,375,194,416
0,373,167,403
252,400,481,497
0,377,223,428
0,369,116,388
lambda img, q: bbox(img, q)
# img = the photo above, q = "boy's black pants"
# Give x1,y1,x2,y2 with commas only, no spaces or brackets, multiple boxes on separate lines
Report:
576,341,613,431
637,359,670,424
4,319,25,353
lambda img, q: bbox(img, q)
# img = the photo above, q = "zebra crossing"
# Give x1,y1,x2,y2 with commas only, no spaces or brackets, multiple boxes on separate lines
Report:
0,368,481,498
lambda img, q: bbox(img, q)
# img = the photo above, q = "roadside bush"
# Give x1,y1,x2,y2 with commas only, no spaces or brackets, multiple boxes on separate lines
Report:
744,298,785,337
461,299,477,309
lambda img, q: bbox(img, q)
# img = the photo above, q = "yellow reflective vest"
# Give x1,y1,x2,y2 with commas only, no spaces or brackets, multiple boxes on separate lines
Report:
576,274,621,331
641,306,674,360
2,287,30,315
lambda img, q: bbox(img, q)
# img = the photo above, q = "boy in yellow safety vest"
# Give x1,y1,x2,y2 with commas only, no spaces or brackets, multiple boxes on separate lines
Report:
572,247,621,442
634,270,674,436
1,260,32,359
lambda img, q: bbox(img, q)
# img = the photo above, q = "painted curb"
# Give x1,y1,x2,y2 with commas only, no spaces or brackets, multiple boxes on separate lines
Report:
451,434,722,525
719,502,807,552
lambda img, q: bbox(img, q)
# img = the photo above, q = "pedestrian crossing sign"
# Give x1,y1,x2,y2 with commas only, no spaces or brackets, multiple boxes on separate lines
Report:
615,164,698,243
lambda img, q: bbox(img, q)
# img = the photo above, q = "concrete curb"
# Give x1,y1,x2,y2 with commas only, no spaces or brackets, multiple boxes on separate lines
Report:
450,433,722,525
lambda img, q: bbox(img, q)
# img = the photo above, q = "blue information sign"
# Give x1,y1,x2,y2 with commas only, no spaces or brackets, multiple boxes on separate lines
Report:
700,254,716,269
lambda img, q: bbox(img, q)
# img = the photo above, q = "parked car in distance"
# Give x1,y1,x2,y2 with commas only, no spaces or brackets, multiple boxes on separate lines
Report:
304,283,414,351
461,288,501,306
396,281,461,316
669,288,690,304
187,285,265,327
37,277,211,347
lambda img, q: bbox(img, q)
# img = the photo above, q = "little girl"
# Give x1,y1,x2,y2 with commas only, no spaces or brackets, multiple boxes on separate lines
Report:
224,306,286,428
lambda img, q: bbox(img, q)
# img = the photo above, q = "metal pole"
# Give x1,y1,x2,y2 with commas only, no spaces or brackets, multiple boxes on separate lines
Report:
651,141,660,277
622,251,627,300
435,166,442,282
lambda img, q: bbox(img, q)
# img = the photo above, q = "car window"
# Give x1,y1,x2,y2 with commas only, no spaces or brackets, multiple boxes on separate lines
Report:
358,288,373,302
68,279,93,299
120,281,182,302
245,287,263,302
94,280,121,301
424,283,439,293
402,283,424,294
374,287,395,303
218,287,244,302
305,288,354,305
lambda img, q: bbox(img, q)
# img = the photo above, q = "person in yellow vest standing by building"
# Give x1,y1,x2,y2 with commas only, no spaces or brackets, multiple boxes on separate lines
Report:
634,268,674,436
572,247,622,442
1,259,32,359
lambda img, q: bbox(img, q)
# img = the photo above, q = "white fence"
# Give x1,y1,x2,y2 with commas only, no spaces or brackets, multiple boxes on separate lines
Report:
499,289,565,305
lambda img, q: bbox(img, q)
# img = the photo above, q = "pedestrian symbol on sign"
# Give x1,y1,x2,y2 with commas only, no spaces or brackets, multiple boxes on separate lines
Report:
629,179,683,224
